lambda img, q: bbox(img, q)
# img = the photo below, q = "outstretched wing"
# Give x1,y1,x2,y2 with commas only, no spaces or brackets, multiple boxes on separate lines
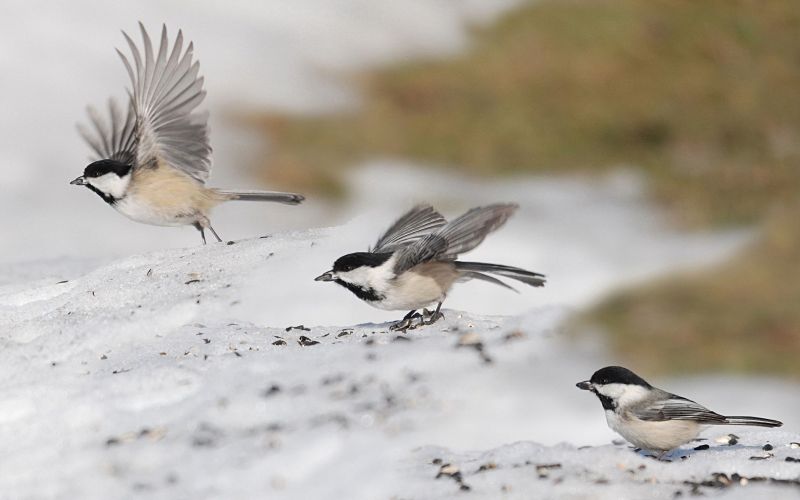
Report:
77,97,137,164
394,203,518,273
634,394,728,424
371,204,446,253
119,23,211,182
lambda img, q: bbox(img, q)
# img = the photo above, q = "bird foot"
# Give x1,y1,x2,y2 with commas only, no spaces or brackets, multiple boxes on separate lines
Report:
390,312,423,332
421,308,445,325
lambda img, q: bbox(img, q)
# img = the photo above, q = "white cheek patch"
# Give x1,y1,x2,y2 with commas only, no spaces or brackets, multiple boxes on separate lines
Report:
597,383,650,407
87,172,131,199
336,258,396,292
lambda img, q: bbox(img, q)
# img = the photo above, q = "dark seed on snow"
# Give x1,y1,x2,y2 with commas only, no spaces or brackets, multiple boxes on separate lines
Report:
185,279,201,285
272,339,287,346
763,444,773,451
694,444,710,451
262,385,281,397
298,336,319,346
785,457,800,463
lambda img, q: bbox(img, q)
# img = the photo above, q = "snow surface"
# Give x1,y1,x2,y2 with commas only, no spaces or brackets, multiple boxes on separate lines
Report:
1,225,798,499
3,2,798,498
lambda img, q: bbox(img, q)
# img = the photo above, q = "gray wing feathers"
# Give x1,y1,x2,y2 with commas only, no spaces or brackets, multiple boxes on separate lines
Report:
77,98,136,164
635,395,728,424
119,23,211,182
395,203,518,272
371,204,447,253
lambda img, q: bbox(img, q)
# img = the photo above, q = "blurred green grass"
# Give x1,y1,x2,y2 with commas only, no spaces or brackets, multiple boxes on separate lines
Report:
242,0,800,375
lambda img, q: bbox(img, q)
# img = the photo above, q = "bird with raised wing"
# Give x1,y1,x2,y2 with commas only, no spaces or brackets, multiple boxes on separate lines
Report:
315,204,546,330
72,23,304,243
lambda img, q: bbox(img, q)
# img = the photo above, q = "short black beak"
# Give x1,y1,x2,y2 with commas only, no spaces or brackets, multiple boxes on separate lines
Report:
70,176,86,186
576,380,593,391
315,271,334,282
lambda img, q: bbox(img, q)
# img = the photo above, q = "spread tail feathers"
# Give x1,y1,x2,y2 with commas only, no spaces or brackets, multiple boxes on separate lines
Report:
216,189,304,205
455,261,546,288
722,416,783,427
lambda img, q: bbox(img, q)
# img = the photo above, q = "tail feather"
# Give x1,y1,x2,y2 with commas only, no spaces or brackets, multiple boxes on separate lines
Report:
455,261,546,288
217,189,304,205
723,416,783,428
459,271,518,292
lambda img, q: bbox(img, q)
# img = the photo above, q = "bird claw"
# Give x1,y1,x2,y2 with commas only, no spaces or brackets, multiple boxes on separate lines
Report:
421,308,444,325
389,308,443,331
390,312,423,332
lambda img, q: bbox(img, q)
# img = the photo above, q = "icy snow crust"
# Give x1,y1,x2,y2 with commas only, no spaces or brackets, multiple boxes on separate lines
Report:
1,231,798,499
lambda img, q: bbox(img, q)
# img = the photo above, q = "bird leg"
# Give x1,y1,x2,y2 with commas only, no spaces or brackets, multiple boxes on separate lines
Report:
208,224,223,243
654,450,672,462
390,310,422,332
421,302,444,325
194,222,207,245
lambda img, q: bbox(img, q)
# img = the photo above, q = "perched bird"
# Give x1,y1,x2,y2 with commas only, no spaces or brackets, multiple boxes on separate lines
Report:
72,23,304,243
577,366,783,458
315,203,545,330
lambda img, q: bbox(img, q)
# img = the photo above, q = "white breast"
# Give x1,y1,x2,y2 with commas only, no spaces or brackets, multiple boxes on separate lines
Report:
114,195,194,227
606,410,701,451
376,270,446,311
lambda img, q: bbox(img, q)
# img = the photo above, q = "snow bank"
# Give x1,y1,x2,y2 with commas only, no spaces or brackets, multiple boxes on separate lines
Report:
1,227,796,499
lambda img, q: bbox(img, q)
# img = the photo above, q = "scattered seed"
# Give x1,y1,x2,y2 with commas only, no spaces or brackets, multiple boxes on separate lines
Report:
297,336,319,346
457,332,481,346
286,325,311,332
146,268,153,277
203,339,211,344
503,330,525,342
436,464,460,479
185,279,201,285
272,339,287,346
785,457,800,463
336,329,353,338
763,444,774,451
715,434,739,446
262,385,281,397
694,444,710,451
